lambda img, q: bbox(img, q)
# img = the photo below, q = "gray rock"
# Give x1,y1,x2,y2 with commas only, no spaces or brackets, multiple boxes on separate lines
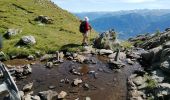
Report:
23,94,32,100
163,41,170,49
160,61,170,73
127,58,134,65
99,49,113,55
58,91,67,99
156,83,170,97
46,62,53,68
133,76,146,86
40,54,53,61
84,83,90,90
73,78,83,86
23,82,33,92
38,90,58,100
27,55,34,60
31,95,41,100
23,64,32,75
21,35,36,45
86,97,91,100
6,28,22,38
35,15,53,24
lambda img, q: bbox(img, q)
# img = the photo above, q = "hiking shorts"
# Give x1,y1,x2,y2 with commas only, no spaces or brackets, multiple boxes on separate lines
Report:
83,31,89,37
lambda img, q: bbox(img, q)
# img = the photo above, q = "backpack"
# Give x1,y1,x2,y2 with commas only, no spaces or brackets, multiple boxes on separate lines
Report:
79,21,86,33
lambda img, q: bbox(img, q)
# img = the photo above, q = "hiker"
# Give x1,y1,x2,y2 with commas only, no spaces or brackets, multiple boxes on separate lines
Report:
79,17,92,46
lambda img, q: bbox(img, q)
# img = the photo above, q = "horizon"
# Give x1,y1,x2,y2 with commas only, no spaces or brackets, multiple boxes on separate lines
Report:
52,0,170,13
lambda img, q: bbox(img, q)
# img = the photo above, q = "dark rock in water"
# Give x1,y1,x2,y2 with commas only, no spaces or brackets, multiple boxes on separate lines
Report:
83,83,90,90
48,86,56,89
84,58,97,64
38,90,58,100
23,64,32,75
45,62,53,68
109,60,125,69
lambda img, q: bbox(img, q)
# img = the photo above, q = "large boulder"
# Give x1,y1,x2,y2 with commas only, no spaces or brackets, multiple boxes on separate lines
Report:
21,35,36,45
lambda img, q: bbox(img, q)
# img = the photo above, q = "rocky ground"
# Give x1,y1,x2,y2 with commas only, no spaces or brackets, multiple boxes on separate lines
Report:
0,44,143,100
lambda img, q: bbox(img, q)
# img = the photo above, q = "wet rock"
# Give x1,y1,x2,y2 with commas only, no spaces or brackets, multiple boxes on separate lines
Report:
27,55,34,60
85,97,91,100
46,62,53,68
84,58,97,64
23,82,33,92
99,49,113,55
76,55,86,63
73,78,83,86
19,91,25,99
128,90,144,100
21,35,36,45
109,60,125,69
38,90,58,100
31,95,41,100
23,64,32,75
58,91,67,99
156,83,170,97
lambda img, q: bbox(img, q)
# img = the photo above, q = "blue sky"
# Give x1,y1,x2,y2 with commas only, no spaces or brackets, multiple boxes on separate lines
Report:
52,0,170,12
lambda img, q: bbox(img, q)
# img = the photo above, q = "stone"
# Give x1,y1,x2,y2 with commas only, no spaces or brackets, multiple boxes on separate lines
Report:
58,91,67,99
19,91,24,99
163,41,170,49
84,83,90,90
48,86,56,89
35,15,53,24
76,55,86,63
23,82,33,92
99,49,113,55
85,97,91,100
23,64,32,75
31,95,41,100
109,60,125,69
40,54,53,61
128,90,144,100
73,78,83,86
127,58,134,65
160,61,170,73
133,76,146,86
46,62,53,68
27,55,34,60
21,35,36,45
6,28,22,38
23,94,32,100
38,90,58,100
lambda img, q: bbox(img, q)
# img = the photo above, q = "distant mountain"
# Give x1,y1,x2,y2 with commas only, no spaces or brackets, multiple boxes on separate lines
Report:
75,9,170,39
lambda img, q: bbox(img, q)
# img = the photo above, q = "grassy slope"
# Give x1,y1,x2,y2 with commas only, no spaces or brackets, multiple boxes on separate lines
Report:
0,0,96,56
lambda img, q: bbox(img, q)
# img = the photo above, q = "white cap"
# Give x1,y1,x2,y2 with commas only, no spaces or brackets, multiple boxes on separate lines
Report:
85,16,89,22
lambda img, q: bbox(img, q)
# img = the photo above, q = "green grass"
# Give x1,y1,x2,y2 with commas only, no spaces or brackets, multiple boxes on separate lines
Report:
0,0,97,57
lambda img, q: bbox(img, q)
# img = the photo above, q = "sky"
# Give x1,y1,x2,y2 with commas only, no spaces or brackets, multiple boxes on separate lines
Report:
52,0,170,12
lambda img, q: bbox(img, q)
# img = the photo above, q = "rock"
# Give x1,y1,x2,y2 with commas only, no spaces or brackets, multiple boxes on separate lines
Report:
35,15,53,24
132,76,146,86
27,55,34,60
73,78,83,86
127,58,134,65
160,61,170,73
83,83,90,90
161,48,170,61
48,86,56,89
23,94,32,100
128,90,144,100
19,91,25,99
76,55,86,63
46,62,53,68
0,51,8,61
23,82,33,92
163,41,170,49
23,64,32,75
156,83,170,97
99,49,113,55
40,54,53,61
38,90,58,100
31,95,41,100
5,28,22,39
58,91,67,99
21,35,36,45
109,60,125,69
85,97,91,100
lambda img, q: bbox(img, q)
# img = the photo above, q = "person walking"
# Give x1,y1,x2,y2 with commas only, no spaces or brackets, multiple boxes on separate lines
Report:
79,17,91,46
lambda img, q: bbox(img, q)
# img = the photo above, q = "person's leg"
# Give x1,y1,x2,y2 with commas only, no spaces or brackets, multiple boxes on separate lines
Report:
82,33,86,45
84,31,89,45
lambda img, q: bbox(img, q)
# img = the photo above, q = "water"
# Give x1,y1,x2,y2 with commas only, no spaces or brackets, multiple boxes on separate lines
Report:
0,55,141,100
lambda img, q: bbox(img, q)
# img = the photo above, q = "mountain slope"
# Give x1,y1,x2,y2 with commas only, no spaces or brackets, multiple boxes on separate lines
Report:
0,0,96,56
